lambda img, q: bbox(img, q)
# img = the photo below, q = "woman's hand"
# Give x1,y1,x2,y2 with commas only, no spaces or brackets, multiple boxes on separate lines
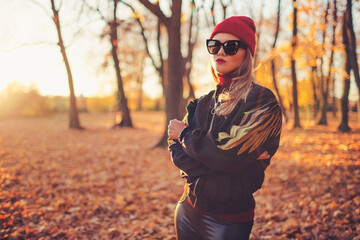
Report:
168,119,188,140
257,151,270,160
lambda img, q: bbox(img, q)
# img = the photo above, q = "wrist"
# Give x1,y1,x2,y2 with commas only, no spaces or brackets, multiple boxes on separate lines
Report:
178,126,189,141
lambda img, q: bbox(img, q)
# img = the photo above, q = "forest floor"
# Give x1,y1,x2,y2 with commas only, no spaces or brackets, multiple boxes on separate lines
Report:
1,111,360,240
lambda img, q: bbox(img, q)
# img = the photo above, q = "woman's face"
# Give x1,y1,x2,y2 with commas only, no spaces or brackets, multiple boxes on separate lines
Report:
209,33,246,75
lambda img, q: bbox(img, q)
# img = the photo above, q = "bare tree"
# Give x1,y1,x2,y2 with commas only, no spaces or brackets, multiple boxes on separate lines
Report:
30,0,82,129
109,1,133,127
311,65,320,119
338,0,358,132
291,0,301,128
84,0,133,127
317,0,338,125
317,0,331,125
253,0,265,66
136,0,199,147
271,0,288,123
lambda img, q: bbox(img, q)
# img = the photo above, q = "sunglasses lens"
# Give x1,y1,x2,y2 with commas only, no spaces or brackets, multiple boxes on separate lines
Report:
207,40,221,54
223,41,239,55
206,40,247,55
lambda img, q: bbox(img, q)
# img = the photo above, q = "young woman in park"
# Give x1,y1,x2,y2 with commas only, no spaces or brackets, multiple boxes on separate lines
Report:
167,16,282,240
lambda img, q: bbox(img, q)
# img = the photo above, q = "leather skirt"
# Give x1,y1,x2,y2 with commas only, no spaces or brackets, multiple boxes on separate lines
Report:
174,198,254,240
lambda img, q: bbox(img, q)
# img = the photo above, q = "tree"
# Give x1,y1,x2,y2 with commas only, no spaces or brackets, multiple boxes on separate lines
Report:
317,0,331,125
84,0,133,127
291,0,301,128
270,0,288,123
338,0,357,132
109,1,133,127
253,0,265,66
137,0,198,147
30,0,82,129
317,0,337,125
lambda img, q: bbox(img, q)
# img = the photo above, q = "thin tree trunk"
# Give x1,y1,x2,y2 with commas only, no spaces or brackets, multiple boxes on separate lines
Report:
271,0,288,123
50,0,82,129
338,5,351,132
184,0,198,104
318,0,330,125
210,0,216,26
254,0,264,66
345,0,360,104
331,0,338,118
291,0,301,128
311,66,320,119
110,1,133,127
339,63,351,132
332,82,337,117
137,58,144,111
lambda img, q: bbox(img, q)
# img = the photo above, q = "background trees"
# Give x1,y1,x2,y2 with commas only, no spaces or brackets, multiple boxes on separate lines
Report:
1,0,359,135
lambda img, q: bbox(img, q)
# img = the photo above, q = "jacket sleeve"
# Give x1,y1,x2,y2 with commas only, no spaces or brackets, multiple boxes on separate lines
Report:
168,98,216,181
180,89,282,172
168,140,217,182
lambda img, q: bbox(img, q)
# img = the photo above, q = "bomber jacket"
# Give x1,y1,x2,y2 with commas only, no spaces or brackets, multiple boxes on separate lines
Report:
168,83,282,215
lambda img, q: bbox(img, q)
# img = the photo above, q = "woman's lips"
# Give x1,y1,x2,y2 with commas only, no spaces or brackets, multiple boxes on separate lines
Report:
216,58,226,64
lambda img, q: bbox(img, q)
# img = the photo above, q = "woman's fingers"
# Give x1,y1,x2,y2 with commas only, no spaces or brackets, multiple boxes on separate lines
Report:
168,119,187,140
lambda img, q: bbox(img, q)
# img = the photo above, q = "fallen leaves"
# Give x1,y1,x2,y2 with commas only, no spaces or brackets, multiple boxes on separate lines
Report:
0,112,359,239
252,118,360,239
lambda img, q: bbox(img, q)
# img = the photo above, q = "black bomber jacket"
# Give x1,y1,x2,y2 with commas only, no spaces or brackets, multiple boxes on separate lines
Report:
168,83,282,214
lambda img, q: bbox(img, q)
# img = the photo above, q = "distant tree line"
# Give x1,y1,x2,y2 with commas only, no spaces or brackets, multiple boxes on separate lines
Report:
18,0,360,146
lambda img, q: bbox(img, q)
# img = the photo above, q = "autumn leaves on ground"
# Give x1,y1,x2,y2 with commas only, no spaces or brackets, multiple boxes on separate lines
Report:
1,112,360,240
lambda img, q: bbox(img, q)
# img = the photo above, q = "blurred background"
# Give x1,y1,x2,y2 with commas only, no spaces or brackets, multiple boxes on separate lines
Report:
0,0,359,136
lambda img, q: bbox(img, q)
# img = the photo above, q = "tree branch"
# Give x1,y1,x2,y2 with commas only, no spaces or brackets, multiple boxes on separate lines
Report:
28,0,52,19
138,0,169,27
81,0,108,22
120,0,161,73
1,41,56,53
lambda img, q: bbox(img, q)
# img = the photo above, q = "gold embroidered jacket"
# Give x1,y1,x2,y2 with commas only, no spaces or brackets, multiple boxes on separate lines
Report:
168,83,282,213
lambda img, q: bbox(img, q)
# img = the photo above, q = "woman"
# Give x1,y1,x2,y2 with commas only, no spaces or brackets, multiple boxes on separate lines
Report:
168,16,282,240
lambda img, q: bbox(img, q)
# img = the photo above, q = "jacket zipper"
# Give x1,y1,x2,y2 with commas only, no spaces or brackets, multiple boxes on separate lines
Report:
209,101,218,131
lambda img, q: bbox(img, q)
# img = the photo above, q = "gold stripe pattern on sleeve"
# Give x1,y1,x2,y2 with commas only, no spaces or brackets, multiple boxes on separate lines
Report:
216,100,282,155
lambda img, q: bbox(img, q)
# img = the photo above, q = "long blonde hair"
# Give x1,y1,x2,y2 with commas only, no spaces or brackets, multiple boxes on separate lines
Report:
211,48,255,116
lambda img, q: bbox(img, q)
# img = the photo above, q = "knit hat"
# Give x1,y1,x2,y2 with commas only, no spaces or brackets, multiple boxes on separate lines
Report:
209,16,256,56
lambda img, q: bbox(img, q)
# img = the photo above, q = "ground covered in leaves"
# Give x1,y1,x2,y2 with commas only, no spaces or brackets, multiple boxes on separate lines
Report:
1,112,360,239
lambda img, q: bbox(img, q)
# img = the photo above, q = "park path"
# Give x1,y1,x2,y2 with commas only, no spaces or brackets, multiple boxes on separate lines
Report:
1,112,359,239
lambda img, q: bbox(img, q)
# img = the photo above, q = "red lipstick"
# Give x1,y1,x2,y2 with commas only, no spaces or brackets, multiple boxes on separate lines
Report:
216,58,226,64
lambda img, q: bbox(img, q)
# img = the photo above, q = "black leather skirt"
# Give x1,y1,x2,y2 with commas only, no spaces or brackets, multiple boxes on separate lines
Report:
174,198,254,240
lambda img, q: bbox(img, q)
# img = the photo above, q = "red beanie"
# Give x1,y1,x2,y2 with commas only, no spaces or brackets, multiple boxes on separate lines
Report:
209,16,256,56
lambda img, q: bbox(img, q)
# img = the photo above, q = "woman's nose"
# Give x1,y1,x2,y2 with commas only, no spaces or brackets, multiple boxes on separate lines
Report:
217,46,226,55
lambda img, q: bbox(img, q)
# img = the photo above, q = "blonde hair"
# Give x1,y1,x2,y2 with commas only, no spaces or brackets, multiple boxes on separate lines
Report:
211,48,255,116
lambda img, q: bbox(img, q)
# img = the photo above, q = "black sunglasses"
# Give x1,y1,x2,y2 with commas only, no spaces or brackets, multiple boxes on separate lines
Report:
206,39,248,56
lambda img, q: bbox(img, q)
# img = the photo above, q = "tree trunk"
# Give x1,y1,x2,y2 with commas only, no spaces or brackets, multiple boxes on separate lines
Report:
338,4,351,132
183,0,198,104
50,0,82,129
138,0,186,147
291,0,301,128
254,0,264,66
345,0,360,104
339,65,351,132
318,0,330,125
311,66,320,119
110,1,133,127
332,83,337,117
158,0,184,147
137,62,144,111
271,0,288,123
331,0,338,118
